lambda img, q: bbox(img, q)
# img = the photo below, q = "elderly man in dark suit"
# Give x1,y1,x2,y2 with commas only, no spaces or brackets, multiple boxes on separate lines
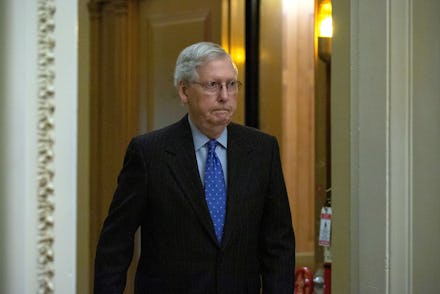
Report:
94,42,295,294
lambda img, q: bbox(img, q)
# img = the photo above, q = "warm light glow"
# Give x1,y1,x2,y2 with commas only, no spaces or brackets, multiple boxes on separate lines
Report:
319,17,333,37
230,46,245,65
282,0,295,13
318,1,333,38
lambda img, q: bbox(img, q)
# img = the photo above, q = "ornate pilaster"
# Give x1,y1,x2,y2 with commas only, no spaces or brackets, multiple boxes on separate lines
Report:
36,0,56,293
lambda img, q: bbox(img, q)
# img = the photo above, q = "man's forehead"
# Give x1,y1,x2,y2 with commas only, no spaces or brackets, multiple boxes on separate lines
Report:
196,58,237,77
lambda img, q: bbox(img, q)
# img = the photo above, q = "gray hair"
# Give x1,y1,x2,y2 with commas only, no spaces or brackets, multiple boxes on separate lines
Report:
173,42,237,88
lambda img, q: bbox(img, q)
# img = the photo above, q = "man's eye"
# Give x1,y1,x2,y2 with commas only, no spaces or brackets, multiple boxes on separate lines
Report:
227,81,237,87
205,81,219,89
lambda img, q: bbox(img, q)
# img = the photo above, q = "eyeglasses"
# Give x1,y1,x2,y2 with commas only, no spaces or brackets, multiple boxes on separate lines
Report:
192,80,242,95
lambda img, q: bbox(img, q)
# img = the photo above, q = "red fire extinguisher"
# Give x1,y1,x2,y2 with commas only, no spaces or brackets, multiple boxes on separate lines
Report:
323,247,332,294
294,267,314,294
319,190,332,294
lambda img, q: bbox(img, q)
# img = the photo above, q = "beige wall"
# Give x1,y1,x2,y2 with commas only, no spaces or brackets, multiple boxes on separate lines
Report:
77,0,91,292
0,1,39,292
333,0,440,292
411,1,440,291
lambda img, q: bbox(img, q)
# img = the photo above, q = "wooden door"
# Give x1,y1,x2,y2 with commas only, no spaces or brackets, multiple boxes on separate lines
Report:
138,0,223,132
259,0,316,268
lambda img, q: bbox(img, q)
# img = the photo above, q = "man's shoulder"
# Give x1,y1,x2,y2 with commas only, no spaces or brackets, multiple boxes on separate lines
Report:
135,117,188,139
228,122,276,142
129,117,190,149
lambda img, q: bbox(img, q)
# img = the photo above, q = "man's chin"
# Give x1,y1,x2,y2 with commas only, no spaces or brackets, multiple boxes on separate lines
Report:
214,115,232,126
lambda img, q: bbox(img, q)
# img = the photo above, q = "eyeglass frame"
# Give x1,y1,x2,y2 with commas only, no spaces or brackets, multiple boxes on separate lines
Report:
191,80,243,95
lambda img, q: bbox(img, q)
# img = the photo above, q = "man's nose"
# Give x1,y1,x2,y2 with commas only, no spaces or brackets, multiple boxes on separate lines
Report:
218,83,229,100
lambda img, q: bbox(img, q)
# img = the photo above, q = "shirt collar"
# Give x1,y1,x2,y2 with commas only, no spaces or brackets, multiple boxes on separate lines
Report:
187,116,228,150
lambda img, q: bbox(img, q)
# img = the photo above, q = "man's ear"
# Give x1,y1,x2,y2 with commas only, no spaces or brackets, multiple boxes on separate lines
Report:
178,81,189,104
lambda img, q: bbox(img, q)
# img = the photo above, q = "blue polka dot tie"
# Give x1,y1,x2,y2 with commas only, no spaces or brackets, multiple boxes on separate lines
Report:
204,139,226,244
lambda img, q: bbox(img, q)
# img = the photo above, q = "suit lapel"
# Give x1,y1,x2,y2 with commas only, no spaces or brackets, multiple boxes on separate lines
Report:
163,118,255,248
164,116,218,244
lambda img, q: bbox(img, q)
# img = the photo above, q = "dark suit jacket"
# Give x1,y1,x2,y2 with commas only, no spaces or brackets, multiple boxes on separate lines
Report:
94,115,295,294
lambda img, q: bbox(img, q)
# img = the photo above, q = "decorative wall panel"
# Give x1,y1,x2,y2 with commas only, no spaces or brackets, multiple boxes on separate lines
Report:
37,0,56,293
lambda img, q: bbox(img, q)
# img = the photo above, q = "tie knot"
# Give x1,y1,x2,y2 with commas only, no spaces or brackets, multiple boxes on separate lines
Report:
207,139,218,152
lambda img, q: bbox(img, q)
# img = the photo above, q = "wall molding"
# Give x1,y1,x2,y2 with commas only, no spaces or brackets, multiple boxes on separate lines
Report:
389,0,413,292
36,0,56,292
